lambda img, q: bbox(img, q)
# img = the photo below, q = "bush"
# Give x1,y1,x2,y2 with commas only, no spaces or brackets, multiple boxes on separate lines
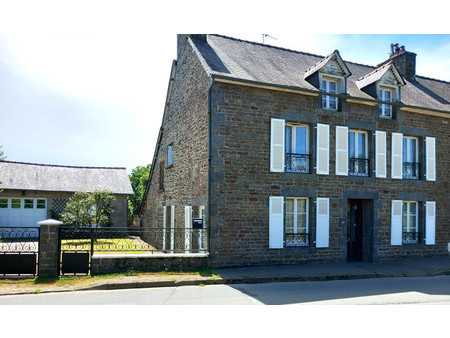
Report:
60,190,115,227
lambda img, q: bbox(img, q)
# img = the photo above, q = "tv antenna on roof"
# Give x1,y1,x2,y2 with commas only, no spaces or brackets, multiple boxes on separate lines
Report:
262,34,277,44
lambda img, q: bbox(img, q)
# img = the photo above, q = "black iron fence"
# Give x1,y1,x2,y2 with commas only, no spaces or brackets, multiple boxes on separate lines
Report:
403,162,420,179
60,226,208,254
349,158,370,177
402,231,421,244
286,153,311,173
285,233,310,247
0,227,40,276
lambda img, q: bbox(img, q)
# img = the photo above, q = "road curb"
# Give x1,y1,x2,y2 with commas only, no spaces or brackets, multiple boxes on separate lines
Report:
1,269,449,296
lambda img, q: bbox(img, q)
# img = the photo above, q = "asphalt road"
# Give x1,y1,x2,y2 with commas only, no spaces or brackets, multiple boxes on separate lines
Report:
0,275,449,305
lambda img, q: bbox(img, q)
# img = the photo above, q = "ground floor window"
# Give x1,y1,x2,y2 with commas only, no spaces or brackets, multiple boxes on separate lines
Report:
403,201,419,244
285,197,309,246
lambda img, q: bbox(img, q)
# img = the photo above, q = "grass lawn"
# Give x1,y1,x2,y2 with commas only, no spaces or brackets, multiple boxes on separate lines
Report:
61,237,156,254
0,268,220,294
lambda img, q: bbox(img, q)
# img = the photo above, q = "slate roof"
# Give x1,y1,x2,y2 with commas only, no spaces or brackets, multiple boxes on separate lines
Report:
189,34,450,113
0,161,133,194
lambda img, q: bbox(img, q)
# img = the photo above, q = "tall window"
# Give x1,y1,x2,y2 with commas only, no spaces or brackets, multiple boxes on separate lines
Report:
167,144,173,166
349,130,369,176
379,87,393,117
286,124,310,173
159,162,165,190
402,201,418,244
321,79,337,110
403,136,419,179
285,197,309,246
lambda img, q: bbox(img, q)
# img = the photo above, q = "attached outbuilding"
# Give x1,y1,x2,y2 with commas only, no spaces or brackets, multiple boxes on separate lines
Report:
0,161,133,227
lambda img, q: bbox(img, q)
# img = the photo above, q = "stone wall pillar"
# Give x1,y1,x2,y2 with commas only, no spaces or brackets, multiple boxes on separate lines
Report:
38,219,62,277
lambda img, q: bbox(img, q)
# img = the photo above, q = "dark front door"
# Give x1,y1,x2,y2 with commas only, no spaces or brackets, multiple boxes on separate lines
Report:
347,199,363,261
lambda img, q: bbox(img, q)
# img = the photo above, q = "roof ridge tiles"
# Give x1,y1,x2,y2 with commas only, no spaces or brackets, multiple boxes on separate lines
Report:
1,160,126,170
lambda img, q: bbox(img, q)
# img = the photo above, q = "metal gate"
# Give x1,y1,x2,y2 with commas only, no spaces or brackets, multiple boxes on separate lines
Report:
59,226,92,275
0,227,40,277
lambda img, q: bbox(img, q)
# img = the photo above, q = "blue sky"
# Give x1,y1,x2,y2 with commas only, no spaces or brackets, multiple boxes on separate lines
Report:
0,2,448,173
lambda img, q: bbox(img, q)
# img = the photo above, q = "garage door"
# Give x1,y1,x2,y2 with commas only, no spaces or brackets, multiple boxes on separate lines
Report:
0,198,47,227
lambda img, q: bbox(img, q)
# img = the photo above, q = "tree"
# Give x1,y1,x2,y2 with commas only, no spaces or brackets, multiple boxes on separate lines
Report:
60,189,115,227
128,164,151,224
0,145,5,161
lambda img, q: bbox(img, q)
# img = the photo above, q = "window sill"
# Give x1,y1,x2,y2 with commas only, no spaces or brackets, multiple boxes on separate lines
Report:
166,164,174,169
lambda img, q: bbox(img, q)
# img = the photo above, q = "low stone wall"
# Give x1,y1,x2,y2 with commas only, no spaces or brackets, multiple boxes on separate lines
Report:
91,253,210,275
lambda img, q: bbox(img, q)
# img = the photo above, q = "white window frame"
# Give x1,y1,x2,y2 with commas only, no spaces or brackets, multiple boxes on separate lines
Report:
403,136,419,179
402,201,419,244
286,123,310,173
167,144,173,167
349,130,369,176
285,197,309,247
403,136,419,163
349,130,368,159
286,124,309,155
321,76,338,110
378,85,397,118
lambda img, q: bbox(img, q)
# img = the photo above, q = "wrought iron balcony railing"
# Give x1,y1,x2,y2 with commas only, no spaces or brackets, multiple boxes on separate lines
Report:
286,153,311,173
285,233,310,247
403,162,420,180
349,158,370,177
402,231,421,244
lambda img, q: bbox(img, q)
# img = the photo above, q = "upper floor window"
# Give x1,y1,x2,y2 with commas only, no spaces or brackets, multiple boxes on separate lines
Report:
285,197,309,247
379,87,393,118
349,130,369,177
402,201,419,244
321,78,337,110
286,124,310,174
167,144,173,167
403,136,419,179
159,161,165,191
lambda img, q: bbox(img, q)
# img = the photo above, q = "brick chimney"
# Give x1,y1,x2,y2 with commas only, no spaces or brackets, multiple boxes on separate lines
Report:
389,43,417,79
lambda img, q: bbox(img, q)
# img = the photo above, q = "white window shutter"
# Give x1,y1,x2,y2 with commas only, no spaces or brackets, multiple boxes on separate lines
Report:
316,198,329,248
335,126,348,176
269,196,284,249
426,137,436,181
425,201,436,245
170,206,175,251
270,118,285,172
375,131,387,178
391,200,403,245
163,206,167,250
316,123,330,175
391,133,403,179
185,206,193,252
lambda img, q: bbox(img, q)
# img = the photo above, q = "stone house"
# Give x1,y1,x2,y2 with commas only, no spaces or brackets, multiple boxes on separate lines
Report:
140,34,449,267
0,161,133,227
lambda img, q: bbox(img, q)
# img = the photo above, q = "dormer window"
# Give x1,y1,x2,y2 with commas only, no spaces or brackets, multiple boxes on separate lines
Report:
321,77,338,110
379,86,393,117
303,50,351,111
356,60,405,119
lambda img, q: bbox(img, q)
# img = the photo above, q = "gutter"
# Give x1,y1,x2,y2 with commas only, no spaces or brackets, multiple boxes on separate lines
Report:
213,75,449,118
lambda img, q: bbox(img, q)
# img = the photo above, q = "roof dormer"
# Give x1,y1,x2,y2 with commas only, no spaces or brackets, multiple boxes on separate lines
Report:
356,61,406,118
304,50,351,111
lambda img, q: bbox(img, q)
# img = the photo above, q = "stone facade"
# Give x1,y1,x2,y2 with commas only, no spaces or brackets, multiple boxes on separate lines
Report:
140,35,210,234
208,82,448,266
140,34,449,268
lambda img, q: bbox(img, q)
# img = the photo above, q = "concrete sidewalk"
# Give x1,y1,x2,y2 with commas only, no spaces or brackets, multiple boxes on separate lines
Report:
0,256,449,296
